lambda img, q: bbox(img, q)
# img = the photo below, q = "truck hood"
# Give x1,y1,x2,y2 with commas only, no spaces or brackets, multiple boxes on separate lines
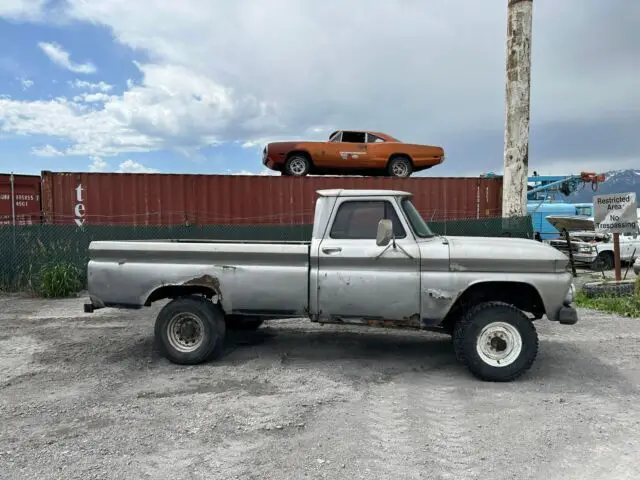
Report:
444,235,568,273
546,215,595,233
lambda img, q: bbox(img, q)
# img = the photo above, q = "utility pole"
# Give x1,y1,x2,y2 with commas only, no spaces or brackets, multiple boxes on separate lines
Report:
502,0,533,218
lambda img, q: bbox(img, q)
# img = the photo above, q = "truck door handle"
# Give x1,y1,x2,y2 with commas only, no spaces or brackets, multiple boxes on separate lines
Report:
322,247,342,254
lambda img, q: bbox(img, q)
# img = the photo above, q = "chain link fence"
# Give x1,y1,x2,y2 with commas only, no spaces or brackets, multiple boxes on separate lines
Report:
0,215,534,293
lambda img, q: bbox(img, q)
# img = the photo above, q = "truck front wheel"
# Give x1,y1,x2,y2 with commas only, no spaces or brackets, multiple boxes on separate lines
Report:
453,301,538,382
154,296,226,365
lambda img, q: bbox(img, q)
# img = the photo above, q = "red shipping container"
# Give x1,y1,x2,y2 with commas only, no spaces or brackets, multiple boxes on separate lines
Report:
0,173,42,226
40,171,503,226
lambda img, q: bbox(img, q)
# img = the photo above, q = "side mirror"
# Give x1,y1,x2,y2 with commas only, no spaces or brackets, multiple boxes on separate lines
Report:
376,219,393,246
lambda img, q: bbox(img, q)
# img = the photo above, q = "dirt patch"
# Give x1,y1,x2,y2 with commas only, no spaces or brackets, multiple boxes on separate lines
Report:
1,296,640,479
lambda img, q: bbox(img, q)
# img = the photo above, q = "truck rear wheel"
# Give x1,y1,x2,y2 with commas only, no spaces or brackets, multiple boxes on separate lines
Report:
453,301,538,382
154,296,226,365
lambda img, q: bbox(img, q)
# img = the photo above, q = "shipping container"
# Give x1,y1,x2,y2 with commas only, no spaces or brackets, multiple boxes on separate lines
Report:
41,171,503,226
0,173,42,226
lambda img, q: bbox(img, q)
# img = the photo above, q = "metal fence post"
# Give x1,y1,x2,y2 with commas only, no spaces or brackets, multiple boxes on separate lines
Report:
10,172,17,287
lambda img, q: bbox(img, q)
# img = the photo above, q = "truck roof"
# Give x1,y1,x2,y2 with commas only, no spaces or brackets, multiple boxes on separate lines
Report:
316,189,412,198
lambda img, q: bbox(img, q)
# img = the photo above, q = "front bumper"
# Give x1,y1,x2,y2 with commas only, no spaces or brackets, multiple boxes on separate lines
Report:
567,253,596,264
548,282,578,325
262,155,280,170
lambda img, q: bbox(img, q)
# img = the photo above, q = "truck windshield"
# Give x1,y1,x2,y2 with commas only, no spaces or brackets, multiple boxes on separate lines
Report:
401,198,435,238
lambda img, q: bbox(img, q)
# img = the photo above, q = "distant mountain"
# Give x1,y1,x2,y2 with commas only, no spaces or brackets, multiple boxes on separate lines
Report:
568,169,640,203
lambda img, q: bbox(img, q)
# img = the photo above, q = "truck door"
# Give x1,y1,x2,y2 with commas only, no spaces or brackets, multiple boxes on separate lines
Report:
314,197,421,323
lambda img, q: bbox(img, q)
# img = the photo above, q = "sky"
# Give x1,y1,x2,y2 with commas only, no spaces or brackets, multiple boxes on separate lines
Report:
0,0,638,178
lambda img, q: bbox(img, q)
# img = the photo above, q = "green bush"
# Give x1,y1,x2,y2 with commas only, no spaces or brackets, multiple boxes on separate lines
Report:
575,290,640,317
37,262,82,298
635,276,640,297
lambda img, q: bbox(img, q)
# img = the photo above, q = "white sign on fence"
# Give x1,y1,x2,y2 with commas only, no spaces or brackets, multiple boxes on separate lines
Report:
593,192,638,234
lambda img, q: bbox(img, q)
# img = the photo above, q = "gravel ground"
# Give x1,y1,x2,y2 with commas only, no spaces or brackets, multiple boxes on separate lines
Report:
1,294,640,480
571,264,636,287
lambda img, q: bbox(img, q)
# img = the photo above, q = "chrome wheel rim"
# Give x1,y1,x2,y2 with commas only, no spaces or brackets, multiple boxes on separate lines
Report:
289,157,307,175
392,161,409,177
475,321,522,367
167,313,205,352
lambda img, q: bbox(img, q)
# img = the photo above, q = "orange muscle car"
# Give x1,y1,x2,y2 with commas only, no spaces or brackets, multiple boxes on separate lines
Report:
262,130,445,177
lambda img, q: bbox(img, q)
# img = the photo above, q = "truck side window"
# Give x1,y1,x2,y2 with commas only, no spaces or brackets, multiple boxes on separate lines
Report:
330,200,406,239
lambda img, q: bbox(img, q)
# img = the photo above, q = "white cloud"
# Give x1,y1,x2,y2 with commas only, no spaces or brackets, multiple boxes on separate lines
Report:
0,0,46,20
117,159,159,173
19,78,34,90
89,156,108,171
0,62,280,157
37,42,97,74
70,80,113,92
0,1,637,175
0,94,159,156
59,1,640,132
226,168,278,176
31,144,63,157
73,92,116,103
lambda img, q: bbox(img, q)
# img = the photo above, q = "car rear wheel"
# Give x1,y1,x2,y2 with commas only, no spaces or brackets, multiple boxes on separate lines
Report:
387,156,413,177
284,155,311,176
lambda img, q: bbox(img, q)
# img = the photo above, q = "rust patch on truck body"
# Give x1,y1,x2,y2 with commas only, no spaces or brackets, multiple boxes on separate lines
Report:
183,274,222,298
321,313,422,330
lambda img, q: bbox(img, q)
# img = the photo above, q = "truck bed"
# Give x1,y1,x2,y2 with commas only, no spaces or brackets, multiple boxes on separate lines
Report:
87,240,311,317
128,239,311,245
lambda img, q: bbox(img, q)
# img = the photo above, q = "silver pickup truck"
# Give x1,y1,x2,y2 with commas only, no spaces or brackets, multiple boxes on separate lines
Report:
85,188,578,382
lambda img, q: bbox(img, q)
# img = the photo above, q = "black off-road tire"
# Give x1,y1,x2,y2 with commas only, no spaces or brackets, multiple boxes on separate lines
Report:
226,315,264,331
453,301,539,382
591,251,614,271
582,280,635,299
284,154,311,176
387,156,413,177
154,296,226,365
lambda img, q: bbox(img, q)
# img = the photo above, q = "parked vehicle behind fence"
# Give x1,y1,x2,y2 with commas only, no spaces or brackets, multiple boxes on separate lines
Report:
545,212,640,270
263,130,445,177
85,188,578,382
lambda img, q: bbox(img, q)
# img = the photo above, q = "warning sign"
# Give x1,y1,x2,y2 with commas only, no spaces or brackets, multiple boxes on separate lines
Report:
593,192,638,234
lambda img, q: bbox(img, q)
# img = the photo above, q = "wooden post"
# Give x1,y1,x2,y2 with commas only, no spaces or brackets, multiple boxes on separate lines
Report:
624,247,636,280
613,232,621,281
502,0,533,218
563,229,577,278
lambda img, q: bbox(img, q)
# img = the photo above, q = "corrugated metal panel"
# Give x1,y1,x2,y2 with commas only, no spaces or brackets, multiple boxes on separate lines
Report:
0,173,42,226
41,171,503,226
